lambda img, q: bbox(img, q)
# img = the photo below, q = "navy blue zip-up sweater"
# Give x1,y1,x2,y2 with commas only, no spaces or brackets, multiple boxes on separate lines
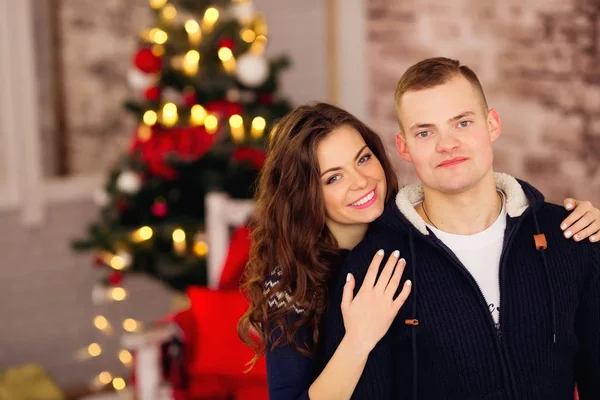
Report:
323,176,600,399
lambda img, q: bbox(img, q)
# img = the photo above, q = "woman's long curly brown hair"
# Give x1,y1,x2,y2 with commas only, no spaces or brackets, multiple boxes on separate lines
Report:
237,102,399,365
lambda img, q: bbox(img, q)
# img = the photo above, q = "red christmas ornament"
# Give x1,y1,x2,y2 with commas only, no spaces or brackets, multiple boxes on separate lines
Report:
93,254,105,267
182,91,197,107
152,200,168,217
134,48,162,74
144,86,161,101
232,146,266,170
116,199,128,212
218,38,235,50
108,271,124,286
258,93,274,105
206,100,242,118
130,125,217,179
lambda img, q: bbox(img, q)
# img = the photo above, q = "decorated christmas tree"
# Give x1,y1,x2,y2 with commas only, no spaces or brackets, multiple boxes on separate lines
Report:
73,0,292,293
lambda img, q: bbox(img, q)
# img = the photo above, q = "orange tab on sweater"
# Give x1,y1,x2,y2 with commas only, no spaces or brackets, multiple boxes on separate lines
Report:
534,233,547,250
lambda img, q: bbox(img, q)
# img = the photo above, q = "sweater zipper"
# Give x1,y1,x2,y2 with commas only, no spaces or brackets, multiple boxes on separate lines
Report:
430,233,517,400
494,213,528,398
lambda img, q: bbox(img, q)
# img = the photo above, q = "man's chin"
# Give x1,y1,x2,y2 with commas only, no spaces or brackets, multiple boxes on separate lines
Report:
424,178,476,195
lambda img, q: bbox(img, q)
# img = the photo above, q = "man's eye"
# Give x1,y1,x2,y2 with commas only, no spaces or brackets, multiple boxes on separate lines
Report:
458,121,471,128
416,131,430,138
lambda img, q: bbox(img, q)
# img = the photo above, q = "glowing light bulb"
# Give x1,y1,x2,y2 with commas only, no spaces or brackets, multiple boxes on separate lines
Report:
88,343,102,357
122,318,139,332
241,29,256,43
183,50,200,76
185,20,202,45
204,7,219,24
149,28,168,44
161,4,177,21
190,105,207,126
110,255,125,270
172,228,186,242
251,116,266,138
111,287,127,302
250,34,267,55
119,350,133,364
112,377,126,390
229,114,243,129
98,371,112,385
149,0,167,9
185,19,200,34
218,47,233,62
205,115,218,134
93,315,108,330
172,228,186,256
193,241,209,257
143,110,158,126
138,125,152,141
162,102,178,127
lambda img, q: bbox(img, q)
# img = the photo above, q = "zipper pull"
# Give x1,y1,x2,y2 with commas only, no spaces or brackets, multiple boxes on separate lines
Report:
495,324,503,339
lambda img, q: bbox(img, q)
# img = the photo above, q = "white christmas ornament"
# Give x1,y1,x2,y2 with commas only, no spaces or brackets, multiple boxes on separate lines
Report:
230,2,255,25
117,251,133,268
92,284,108,305
117,171,142,194
236,53,269,88
161,87,181,104
239,90,257,103
93,188,110,207
226,88,241,102
127,68,158,91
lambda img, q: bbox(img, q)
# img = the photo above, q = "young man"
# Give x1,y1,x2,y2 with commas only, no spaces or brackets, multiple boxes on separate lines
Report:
322,57,600,399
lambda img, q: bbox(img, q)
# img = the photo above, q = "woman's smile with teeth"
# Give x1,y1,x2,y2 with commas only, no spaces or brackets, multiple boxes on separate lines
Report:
350,190,375,207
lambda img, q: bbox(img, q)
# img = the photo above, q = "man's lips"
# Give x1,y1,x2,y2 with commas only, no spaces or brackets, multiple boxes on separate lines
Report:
437,157,468,168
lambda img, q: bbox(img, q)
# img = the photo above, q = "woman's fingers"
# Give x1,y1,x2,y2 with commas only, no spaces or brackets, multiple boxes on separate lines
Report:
560,199,594,235
341,273,356,313
385,257,406,296
574,219,600,242
375,250,400,292
569,213,599,241
393,280,412,311
363,249,385,288
563,197,577,211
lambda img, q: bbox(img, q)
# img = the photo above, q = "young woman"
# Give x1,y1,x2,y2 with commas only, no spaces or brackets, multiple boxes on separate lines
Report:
238,102,600,400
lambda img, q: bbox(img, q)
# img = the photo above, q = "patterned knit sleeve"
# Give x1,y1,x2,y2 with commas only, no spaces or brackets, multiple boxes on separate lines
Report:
264,266,312,400
265,266,305,314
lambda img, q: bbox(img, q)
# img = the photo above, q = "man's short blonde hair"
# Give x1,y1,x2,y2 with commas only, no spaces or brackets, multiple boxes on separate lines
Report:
394,57,488,134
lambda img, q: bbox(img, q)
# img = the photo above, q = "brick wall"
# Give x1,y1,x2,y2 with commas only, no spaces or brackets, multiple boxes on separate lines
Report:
367,0,600,204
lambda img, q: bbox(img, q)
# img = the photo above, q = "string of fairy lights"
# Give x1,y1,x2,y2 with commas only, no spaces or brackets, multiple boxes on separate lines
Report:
77,0,265,393
136,0,269,141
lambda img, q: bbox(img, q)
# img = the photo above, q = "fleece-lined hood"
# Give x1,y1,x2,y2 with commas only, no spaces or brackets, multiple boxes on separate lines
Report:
371,173,554,400
376,172,545,235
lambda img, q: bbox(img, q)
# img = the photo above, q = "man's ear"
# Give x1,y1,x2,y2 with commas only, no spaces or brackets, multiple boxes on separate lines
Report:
487,109,502,142
395,133,413,163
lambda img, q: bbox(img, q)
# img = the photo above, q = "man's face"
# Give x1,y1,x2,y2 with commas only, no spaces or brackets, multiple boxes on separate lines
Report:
395,75,501,195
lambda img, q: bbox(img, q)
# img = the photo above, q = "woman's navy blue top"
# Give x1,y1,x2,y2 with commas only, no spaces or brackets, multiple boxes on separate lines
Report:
265,249,350,400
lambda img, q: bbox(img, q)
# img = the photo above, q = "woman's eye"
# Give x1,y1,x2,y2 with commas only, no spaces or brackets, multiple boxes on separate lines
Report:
358,154,372,164
326,175,340,184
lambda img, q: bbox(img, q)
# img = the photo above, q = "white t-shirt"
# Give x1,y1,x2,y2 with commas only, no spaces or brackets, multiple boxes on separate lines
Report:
424,192,507,325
